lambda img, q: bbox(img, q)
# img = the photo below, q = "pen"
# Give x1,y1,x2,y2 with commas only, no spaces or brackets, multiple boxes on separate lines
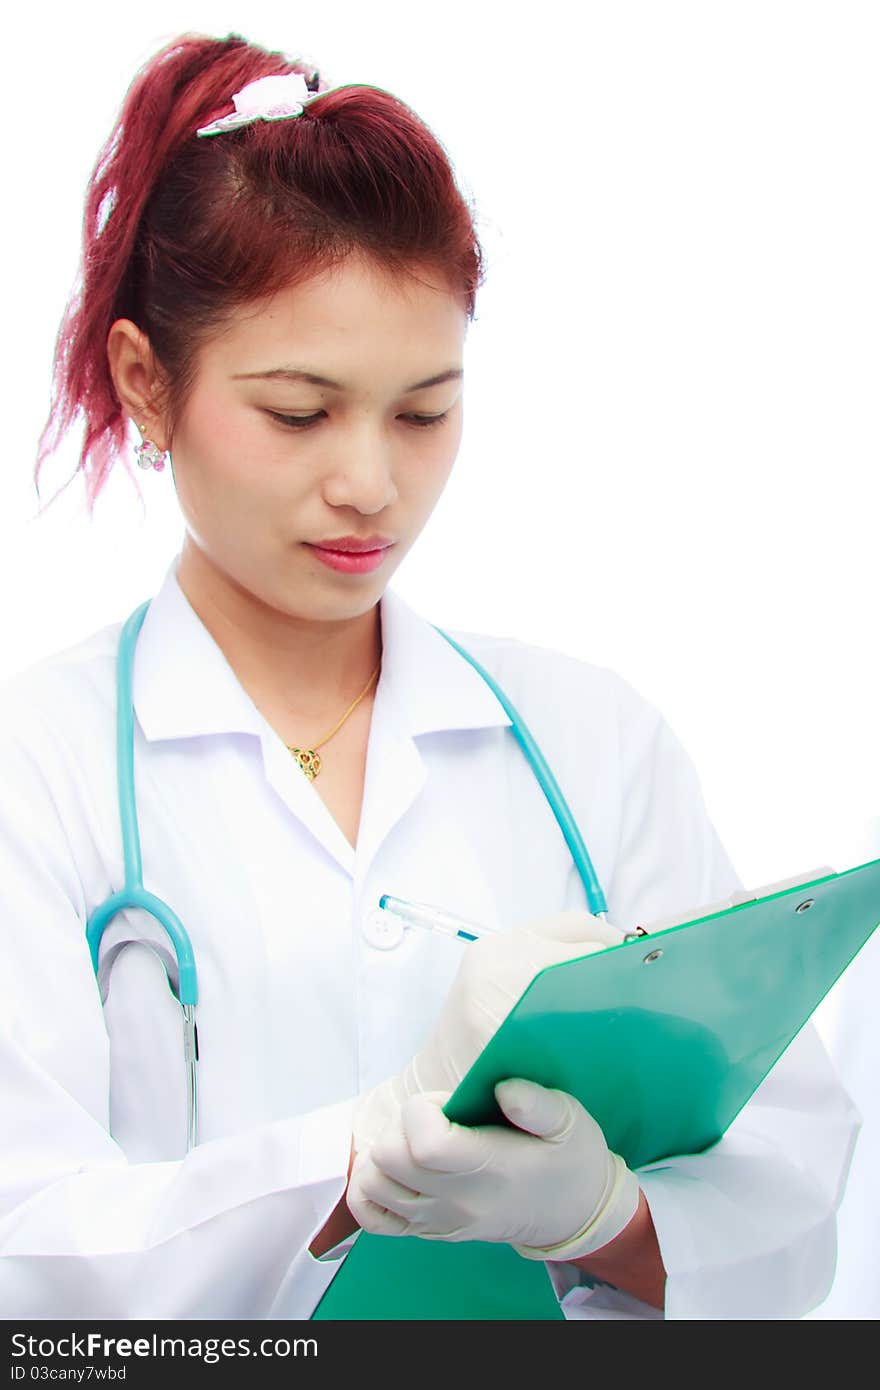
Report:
378,894,498,941
377,894,638,943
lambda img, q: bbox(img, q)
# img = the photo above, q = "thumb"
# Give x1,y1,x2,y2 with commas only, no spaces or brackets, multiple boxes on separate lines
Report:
495,1077,576,1142
524,908,623,950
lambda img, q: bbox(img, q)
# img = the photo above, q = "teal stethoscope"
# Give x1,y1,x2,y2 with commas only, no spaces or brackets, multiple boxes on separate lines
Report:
85,599,612,1152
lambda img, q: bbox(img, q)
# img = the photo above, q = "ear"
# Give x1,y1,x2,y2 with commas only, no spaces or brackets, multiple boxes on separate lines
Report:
106,318,168,449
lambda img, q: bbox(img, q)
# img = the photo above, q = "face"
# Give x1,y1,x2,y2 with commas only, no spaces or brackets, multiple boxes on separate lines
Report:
154,253,466,624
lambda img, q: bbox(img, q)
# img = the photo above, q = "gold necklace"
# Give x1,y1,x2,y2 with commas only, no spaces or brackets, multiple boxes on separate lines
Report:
286,656,381,781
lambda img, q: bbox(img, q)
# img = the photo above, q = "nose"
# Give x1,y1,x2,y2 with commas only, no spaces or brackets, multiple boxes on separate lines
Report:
321,420,399,513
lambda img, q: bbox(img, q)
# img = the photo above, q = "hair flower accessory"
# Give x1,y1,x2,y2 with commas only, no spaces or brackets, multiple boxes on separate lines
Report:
196,72,319,138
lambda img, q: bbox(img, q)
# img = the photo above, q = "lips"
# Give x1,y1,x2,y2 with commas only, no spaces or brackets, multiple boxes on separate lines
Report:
311,536,393,553
307,543,391,575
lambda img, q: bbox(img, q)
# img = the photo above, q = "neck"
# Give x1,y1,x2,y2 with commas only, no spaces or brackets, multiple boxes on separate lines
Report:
175,542,383,724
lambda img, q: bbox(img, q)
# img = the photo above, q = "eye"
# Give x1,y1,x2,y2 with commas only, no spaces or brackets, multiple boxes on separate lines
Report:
267,412,323,429
406,413,450,429
267,411,451,431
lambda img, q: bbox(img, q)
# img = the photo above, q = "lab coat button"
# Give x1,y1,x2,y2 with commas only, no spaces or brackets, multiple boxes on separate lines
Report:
362,908,405,950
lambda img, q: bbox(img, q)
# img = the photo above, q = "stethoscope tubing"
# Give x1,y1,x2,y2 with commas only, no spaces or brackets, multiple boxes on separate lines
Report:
86,600,609,1153
85,600,199,1147
431,626,609,918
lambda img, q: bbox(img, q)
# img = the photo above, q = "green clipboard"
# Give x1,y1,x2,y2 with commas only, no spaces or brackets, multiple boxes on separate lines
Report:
312,857,880,1319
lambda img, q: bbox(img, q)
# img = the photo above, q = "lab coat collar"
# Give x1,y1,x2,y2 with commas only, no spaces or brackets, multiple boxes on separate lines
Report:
132,553,512,745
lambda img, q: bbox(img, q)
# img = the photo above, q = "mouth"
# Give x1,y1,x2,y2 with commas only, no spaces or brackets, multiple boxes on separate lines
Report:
304,542,393,574
309,535,394,553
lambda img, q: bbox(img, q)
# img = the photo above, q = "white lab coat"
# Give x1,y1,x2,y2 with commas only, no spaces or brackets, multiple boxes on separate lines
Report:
0,552,859,1320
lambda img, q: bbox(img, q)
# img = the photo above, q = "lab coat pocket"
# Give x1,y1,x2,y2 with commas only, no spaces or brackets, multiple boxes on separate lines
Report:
101,939,189,1162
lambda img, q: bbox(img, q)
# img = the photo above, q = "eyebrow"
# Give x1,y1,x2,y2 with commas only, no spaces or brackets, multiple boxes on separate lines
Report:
231,366,464,392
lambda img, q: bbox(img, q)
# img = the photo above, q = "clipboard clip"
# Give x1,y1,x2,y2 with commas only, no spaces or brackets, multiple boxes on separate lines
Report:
619,867,836,945
622,925,650,943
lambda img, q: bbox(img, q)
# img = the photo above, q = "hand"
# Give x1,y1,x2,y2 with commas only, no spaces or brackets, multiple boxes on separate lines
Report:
352,908,622,1157
348,1078,641,1261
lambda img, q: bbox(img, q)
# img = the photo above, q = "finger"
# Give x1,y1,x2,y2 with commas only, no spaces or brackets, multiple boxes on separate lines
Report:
348,1191,411,1237
494,1077,577,1142
347,1158,415,1236
366,1089,452,1159
401,1093,493,1175
353,1161,429,1218
353,1176,466,1240
368,1112,450,1189
348,1153,473,1239
524,908,624,949
416,1227,473,1243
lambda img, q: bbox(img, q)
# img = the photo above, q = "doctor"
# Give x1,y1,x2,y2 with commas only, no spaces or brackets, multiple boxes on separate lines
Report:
0,35,859,1320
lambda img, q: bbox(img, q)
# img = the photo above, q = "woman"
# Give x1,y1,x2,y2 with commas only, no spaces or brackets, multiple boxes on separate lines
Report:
0,31,858,1320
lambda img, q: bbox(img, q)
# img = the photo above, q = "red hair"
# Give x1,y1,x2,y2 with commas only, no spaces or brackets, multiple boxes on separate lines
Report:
33,31,487,519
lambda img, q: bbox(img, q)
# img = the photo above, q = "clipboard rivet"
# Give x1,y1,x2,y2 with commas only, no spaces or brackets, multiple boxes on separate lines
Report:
795,899,815,914
642,949,664,964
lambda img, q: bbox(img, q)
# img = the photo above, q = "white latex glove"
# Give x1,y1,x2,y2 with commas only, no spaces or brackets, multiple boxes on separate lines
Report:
348,1079,641,1260
352,908,622,1156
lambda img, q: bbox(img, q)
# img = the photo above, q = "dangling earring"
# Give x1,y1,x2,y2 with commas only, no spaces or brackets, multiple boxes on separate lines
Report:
134,422,167,472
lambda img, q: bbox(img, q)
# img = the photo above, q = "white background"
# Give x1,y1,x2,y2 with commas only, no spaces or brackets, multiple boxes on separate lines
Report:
1,2,877,1317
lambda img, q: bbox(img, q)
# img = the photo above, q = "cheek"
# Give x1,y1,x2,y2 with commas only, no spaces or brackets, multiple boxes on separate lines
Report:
396,445,455,515
171,414,269,546
412,407,462,470
425,419,462,489
174,399,288,503
192,401,260,475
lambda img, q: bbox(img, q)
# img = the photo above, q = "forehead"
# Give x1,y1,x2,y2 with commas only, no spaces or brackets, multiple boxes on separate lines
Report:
206,255,467,380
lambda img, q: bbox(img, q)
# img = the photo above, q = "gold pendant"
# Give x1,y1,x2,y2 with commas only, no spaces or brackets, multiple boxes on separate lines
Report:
290,747,322,780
